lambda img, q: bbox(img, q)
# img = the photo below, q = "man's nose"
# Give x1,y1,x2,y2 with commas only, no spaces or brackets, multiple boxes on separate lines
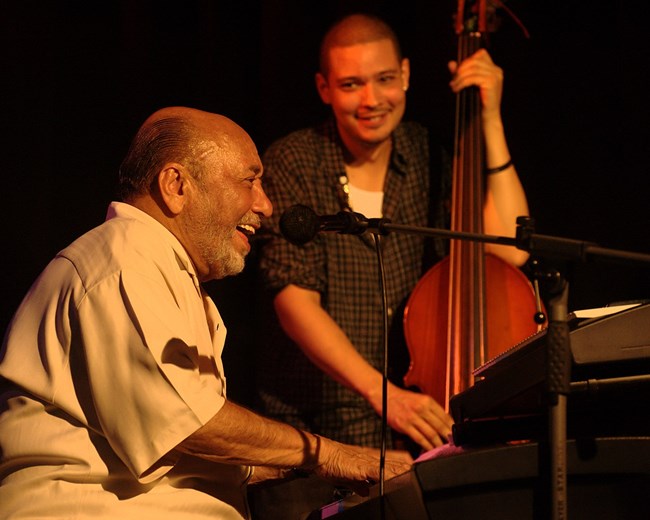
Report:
253,183,273,217
360,82,380,106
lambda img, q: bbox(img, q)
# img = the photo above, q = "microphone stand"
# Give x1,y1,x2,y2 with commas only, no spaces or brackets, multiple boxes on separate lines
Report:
360,214,650,520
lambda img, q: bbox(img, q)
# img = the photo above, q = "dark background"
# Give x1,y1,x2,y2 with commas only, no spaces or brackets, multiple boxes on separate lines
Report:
2,1,646,405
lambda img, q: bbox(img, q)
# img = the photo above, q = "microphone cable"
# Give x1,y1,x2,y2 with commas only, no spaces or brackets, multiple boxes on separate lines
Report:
372,232,389,518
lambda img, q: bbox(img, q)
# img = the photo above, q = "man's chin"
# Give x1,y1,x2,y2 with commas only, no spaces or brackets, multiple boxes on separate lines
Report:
356,126,394,145
223,254,246,278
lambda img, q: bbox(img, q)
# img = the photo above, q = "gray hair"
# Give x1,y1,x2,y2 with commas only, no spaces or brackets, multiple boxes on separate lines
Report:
117,116,204,201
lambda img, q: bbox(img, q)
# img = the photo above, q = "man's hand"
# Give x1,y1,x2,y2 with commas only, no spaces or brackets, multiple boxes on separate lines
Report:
368,383,454,451
448,48,504,120
312,439,413,496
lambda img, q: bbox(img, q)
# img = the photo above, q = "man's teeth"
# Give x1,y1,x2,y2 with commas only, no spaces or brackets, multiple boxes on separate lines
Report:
238,224,255,235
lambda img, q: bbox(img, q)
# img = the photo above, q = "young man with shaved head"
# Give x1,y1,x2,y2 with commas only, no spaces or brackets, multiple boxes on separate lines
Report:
254,12,530,517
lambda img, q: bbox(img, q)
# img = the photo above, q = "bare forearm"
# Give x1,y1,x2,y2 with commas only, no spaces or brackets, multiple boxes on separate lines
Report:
482,114,530,265
177,400,412,484
178,400,319,469
273,285,453,450
274,285,383,403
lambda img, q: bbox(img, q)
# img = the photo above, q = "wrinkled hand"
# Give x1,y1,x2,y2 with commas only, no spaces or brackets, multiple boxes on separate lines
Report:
312,438,412,496
370,383,454,451
249,446,411,495
448,48,503,119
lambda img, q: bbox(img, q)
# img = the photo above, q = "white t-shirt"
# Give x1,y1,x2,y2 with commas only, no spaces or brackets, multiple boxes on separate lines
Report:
347,183,384,218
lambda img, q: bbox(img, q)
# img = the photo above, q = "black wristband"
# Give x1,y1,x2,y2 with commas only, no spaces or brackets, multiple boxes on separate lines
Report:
485,158,513,175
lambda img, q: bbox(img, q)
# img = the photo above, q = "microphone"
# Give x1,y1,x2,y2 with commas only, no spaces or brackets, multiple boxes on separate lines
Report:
279,204,370,245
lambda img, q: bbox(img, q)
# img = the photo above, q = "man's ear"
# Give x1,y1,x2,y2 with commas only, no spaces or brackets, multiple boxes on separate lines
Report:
315,72,332,104
401,58,411,92
157,163,188,215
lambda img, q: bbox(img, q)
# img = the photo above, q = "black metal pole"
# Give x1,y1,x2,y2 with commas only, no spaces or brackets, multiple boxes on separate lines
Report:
545,278,571,520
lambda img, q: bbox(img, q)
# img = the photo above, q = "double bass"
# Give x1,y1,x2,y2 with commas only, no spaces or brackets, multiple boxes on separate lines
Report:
403,0,543,410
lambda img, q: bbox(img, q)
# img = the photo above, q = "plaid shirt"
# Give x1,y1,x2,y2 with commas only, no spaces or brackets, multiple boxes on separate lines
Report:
255,118,450,447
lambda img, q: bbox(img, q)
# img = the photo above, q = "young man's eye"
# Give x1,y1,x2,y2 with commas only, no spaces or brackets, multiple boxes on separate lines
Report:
379,74,397,84
340,80,359,90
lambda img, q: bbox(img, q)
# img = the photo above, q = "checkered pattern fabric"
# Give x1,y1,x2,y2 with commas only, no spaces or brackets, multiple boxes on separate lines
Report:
255,118,450,447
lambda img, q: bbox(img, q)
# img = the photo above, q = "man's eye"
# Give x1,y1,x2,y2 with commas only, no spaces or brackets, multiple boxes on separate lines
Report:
340,81,359,90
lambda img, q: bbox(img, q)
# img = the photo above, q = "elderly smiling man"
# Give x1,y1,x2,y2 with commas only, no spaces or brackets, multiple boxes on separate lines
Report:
0,107,411,519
